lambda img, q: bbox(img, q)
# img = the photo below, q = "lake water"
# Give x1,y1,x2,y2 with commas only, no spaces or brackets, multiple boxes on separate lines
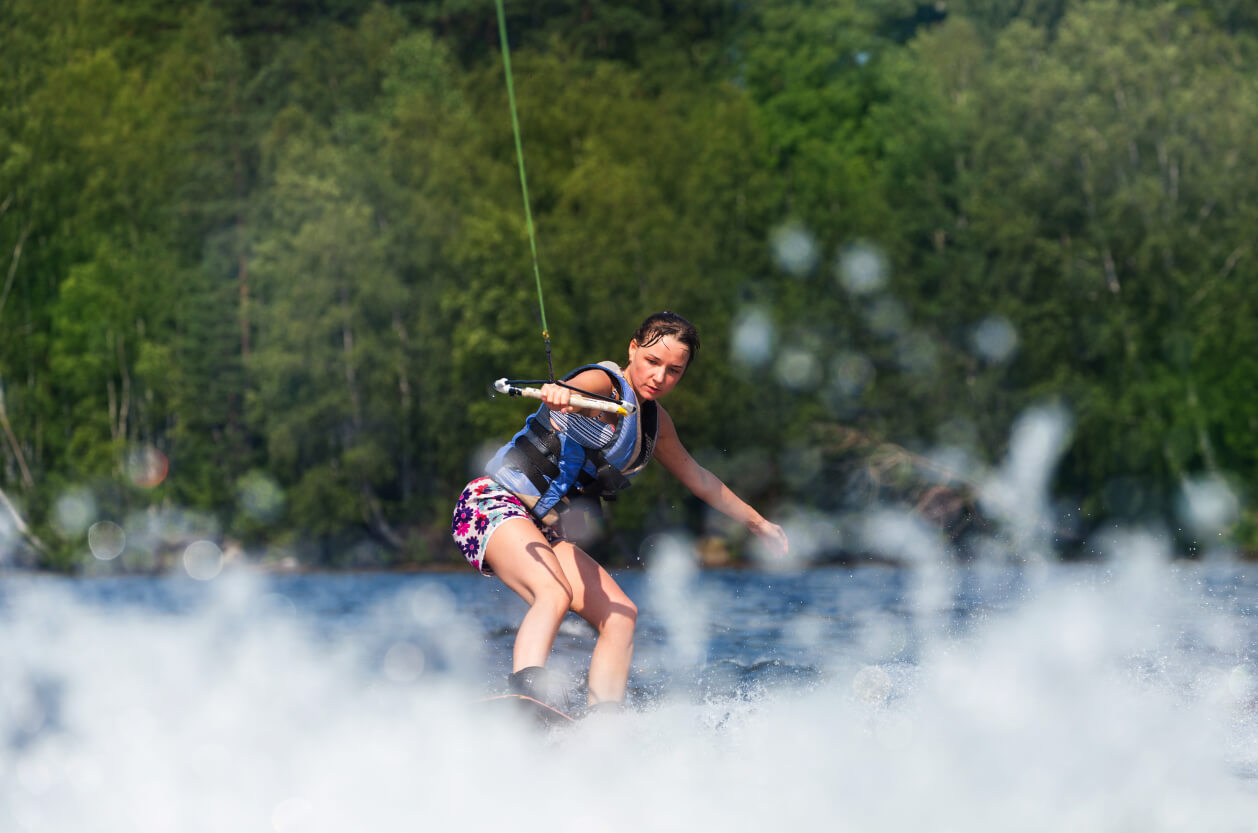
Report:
3,547,1258,832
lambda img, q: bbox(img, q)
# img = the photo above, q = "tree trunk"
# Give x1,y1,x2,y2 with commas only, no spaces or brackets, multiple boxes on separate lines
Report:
0,384,34,490
0,483,48,556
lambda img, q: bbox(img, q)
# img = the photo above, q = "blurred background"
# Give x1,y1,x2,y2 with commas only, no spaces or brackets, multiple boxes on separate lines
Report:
6,7,1258,830
3,0,1257,572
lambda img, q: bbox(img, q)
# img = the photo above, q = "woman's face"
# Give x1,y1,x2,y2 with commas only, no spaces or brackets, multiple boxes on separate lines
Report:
625,336,689,401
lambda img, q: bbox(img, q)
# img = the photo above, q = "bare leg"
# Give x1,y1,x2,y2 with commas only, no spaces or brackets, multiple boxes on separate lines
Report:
551,542,638,705
483,518,637,705
482,518,573,671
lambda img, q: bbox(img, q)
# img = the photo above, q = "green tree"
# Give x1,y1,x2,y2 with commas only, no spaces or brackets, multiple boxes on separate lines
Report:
1,0,205,565
247,9,454,563
903,2,1258,539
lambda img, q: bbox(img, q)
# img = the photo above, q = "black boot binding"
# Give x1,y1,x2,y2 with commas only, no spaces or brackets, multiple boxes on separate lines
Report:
507,666,570,713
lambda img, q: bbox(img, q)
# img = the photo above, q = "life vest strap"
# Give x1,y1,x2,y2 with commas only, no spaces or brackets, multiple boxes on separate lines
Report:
572,457,631,501
502,417,562,497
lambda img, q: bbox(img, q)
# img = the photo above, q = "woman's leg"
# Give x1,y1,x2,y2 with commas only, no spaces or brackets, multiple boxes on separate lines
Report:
482,518,574,672
482,517,637,705
551,542,638,705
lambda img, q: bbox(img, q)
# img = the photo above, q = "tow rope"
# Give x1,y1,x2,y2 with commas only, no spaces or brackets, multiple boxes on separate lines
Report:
492,0,635,417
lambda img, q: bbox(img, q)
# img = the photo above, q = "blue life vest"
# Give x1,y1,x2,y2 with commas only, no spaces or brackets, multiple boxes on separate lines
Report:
486,362,658,524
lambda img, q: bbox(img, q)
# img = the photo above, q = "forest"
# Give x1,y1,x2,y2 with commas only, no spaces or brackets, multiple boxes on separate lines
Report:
3,0,1257,571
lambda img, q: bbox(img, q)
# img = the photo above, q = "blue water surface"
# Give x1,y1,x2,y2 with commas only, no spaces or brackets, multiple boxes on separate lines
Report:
3,560,1255,704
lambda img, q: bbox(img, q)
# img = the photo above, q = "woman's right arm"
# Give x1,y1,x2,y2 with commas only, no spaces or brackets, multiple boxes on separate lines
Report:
538,368,617,416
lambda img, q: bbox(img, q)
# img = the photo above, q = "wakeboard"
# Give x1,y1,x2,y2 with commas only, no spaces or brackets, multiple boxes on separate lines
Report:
481,693,576,728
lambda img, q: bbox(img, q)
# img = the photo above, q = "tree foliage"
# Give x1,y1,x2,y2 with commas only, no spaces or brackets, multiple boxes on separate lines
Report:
4,0,1258,570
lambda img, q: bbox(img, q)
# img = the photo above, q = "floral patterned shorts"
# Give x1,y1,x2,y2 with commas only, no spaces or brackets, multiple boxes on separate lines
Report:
451,477,563,575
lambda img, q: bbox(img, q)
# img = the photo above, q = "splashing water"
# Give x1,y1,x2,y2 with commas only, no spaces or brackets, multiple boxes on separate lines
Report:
2,548,1257,833
1178,475,1242,542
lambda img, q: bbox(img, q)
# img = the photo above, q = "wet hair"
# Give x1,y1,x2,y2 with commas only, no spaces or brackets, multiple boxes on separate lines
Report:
632,311,700,366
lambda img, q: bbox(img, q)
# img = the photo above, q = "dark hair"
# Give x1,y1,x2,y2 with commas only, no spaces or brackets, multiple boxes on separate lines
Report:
633,311,700,365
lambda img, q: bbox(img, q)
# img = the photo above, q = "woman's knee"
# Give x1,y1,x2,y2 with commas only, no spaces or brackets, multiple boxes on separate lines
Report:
533,579,574,615
601,597,638,637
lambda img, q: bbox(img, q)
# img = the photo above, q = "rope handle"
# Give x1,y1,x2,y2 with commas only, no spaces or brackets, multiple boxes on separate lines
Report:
494,379,636,417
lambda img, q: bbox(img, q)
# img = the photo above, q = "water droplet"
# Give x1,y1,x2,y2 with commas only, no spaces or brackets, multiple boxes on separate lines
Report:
775,348,822,391
127,444,168,488
972,315,1019,363
836,242,888,295
730,306,775,368
53,489,96,538
87,521,126,561
237,471,285,524
770,222,819,277
183,540,224,581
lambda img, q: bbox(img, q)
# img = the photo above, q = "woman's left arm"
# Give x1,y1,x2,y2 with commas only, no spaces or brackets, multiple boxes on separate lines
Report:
652,405,789,558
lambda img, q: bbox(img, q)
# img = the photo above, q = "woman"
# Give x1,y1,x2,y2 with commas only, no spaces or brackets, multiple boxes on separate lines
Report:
452,312,789,712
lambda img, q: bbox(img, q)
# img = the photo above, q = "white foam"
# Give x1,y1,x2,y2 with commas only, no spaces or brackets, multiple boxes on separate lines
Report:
1,557,1256,831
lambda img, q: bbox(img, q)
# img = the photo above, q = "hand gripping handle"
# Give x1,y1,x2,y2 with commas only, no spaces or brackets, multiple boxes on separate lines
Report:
493,378,636,417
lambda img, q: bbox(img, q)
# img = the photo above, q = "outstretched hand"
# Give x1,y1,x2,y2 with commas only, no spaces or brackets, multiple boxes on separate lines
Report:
752,519,790,560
